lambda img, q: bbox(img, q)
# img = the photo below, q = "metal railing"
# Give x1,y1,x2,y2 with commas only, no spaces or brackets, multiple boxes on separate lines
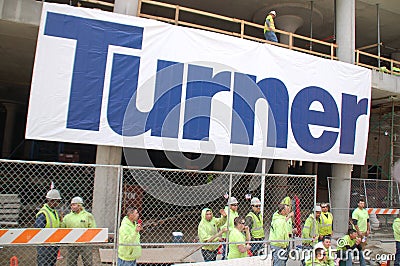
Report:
137,0,338,60
356,49,400,76
53,0,400,76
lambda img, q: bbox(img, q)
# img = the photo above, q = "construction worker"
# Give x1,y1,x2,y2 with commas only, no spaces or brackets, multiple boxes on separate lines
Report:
197,208,227,261
281,196,297,243
305,247,330,266
264,10,278,43
220,196,239,260
336,229,363,266
352,198,370,247
393,214,400,266
227,217,251,259
314,236,334,265
300,206,321,266
302,206,321,247
118,207,142,266
34,189,62,266
319,203,333,239
269,204,290,266
245,197,265,255
61,196,97,266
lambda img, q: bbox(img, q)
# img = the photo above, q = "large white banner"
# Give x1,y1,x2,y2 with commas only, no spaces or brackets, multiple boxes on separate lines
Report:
26,3,371,164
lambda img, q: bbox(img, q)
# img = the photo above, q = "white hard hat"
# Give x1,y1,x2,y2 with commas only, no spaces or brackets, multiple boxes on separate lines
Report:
46,189,62,200
314,206,322,212
227,196,238,205
71,196,83,204
251,197,261,205
269,10,277,16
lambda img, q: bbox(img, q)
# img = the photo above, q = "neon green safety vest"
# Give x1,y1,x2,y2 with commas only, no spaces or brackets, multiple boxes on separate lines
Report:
302,214,319,246
246,212,265,239
319,212,333,236
36,204,60,228
264,15,275,33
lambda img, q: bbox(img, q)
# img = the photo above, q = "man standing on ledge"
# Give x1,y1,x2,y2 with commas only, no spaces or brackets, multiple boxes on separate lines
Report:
264,10,278,43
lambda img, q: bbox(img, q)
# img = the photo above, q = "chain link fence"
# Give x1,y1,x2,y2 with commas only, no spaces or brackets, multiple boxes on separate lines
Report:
1,159,316,265
328,177,400,240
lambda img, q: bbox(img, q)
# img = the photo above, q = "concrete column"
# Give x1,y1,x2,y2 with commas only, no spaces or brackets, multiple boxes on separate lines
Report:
91,0,139,233
333,0,355,236
273,159,289,174
2,103,18,157
275,15,304,45
304,162,316,175
272,160,289,206
336,0,355,64
213,155,224,171
331,164,352,235
114,0,138,16
93,146,122,231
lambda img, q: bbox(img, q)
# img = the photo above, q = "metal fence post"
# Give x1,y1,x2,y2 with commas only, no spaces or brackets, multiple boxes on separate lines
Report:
113,165,123,265
261,159,266,217
224,173,233,260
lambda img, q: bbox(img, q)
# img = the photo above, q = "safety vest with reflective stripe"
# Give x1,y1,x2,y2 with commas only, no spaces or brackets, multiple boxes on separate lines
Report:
264,15,275,33
246,211,265,239
36,204,60,228
319,212,333,236
302,213,319,246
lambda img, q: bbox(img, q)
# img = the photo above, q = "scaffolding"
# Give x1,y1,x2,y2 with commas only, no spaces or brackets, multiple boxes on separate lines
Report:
367,98,400,206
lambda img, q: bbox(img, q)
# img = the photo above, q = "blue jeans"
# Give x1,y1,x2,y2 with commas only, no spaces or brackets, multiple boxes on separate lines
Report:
37,246,59,266
271,245,288,266
117,258,137,266
264,31,278,42
221,242,229,260
358,248,366,266
395,241,400,266
338,249,365,266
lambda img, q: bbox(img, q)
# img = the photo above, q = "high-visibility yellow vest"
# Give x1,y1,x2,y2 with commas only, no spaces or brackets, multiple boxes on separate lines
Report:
246,212,265,239
319,212,333,236
36,204,60,228
302,214,319,246
264,15,275,33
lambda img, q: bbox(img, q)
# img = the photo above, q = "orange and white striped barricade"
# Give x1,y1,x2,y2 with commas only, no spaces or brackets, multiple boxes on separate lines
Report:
0,228,108,245
366,208,400,215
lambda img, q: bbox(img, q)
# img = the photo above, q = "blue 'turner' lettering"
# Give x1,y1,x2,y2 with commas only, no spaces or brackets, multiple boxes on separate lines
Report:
291,86,340,154
45,12,369,155
340,94,368,154
183,65,231,141
231,74,289,148
122,60,184,138
44,12,144,131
